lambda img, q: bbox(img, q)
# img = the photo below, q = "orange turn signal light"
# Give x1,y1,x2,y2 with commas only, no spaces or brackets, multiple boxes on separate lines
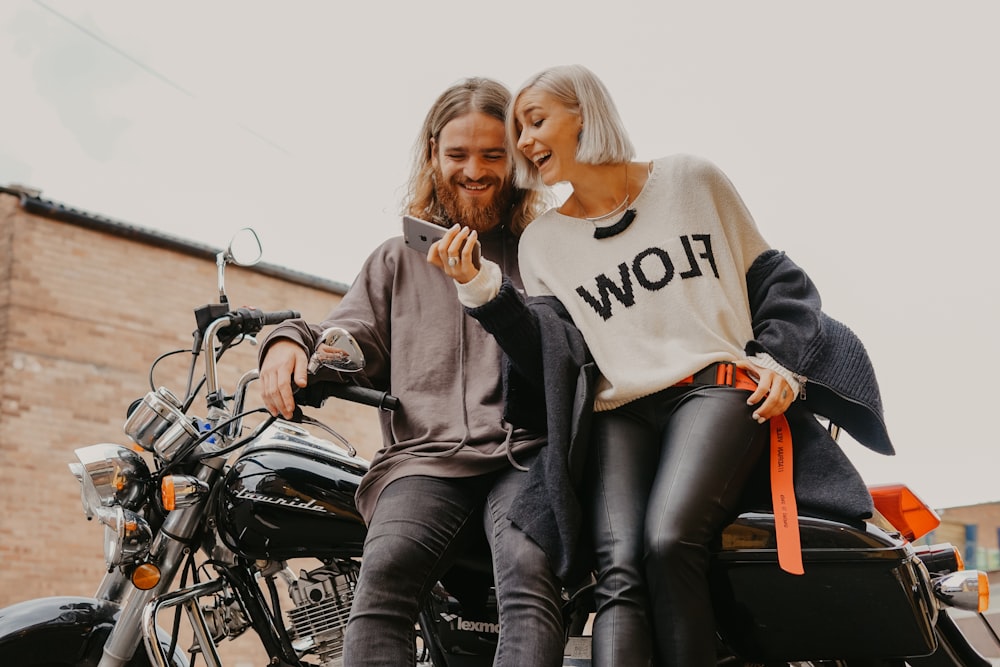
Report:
977,571,990,612
954,546,966,572
132,562,161,591
869,484,941,542
161,476,176,511
159,474,208,511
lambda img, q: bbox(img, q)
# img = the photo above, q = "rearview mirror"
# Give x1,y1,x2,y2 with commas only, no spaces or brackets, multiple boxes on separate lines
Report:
217,227,263,303
223,227,262,267
308,327,365,374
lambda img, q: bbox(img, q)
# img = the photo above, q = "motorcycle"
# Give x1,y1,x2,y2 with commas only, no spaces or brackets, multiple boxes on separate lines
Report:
0,229,400,667
0,228,996,666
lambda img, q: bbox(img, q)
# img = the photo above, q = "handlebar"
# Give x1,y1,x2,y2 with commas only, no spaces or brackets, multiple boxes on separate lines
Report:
202,308,400,419
223,307,301,339
322,384,400,411
202,309,400,413
204,309,301,406
262,309,301,326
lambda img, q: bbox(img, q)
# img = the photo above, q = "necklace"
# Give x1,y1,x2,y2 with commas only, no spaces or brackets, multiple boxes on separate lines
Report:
580,164,637,239
582,164,630,222
583,192,629,222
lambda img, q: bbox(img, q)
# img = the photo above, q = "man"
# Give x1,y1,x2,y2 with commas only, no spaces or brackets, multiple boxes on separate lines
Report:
257,78,564,667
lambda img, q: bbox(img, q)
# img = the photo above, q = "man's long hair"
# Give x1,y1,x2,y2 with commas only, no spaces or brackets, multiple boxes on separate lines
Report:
404,77,548,236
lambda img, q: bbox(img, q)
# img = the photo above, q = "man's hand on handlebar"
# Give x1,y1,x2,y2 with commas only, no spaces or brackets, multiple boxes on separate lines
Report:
260,339,309,419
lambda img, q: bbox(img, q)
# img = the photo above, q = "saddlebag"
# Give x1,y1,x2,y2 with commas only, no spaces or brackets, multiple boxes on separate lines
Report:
710,511,937,662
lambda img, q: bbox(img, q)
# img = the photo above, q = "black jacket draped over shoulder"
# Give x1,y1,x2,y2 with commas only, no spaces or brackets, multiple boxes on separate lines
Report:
466,249,893,585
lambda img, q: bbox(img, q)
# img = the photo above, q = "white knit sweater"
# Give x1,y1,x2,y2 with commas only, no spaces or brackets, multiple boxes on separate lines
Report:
460,154,790,411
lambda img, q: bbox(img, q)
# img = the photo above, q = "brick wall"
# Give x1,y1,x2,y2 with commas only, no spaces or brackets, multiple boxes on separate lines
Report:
939,503,1000,535
936,503,1000,571
0,193,383,665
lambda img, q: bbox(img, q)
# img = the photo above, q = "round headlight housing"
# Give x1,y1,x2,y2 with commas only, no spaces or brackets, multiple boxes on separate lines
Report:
69,444,151,515
99,505,152,567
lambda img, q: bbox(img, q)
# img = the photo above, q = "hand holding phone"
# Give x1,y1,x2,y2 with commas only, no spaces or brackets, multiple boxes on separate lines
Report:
403,215,481,269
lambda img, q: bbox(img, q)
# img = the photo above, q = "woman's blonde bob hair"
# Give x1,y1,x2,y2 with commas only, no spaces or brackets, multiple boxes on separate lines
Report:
507,64,635,190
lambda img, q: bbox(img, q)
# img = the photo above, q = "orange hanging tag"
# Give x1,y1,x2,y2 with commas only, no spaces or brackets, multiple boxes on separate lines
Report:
770,415,804,575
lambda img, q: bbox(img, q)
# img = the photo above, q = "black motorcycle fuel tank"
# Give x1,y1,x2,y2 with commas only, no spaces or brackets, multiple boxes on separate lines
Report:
217,422,369,560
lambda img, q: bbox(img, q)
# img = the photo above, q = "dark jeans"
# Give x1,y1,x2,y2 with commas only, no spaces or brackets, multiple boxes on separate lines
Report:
586,386,767,667
342,458,565,667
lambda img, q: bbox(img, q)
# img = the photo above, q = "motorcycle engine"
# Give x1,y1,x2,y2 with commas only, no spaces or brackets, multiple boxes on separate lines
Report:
286,560,360,667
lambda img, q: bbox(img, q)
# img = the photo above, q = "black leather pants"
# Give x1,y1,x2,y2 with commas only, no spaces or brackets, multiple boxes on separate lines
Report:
585,386,767,667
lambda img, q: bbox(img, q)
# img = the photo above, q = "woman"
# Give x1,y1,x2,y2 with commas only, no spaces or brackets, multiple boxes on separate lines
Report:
430,64,892,667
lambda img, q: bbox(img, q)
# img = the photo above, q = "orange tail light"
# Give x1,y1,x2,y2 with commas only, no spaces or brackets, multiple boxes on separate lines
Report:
869,484,941,542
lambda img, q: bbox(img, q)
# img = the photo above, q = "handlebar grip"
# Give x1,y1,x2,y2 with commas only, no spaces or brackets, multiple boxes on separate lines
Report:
323,384,400,411
216,308,302,343
261,310,301,325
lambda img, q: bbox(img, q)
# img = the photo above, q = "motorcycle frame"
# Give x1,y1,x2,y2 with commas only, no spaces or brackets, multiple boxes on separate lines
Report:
140,560,312,667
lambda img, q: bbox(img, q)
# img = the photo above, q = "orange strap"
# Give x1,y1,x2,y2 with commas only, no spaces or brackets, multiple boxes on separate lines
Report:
676,363,804,575
770,415,803,575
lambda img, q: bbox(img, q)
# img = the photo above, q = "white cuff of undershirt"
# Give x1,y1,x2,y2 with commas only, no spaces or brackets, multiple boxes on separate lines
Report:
748,352,803,399
454,258,503,308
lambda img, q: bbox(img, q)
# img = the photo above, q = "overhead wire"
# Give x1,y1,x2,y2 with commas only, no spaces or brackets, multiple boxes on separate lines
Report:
33,0,293,156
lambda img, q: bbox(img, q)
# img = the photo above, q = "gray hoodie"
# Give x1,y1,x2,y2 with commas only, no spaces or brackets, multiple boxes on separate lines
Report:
260,226,545,523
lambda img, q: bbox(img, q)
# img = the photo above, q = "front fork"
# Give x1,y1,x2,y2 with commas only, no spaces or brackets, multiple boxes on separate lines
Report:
97,513,201,667
98,460,224,667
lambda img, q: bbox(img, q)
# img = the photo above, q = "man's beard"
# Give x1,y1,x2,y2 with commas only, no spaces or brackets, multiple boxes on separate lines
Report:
433,166,514,233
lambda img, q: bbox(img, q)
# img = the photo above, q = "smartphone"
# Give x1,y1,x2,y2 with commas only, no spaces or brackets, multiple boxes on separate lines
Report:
402,215,480,268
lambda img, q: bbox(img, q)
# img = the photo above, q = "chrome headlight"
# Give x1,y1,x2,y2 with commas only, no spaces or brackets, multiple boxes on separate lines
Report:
97,505,152,566
69,444,151,517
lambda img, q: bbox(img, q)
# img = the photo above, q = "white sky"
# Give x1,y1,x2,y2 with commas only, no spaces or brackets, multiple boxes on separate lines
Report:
2,0,998,509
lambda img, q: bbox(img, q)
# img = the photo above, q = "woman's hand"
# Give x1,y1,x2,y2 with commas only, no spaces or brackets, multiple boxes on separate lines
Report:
736,359,795,424
428,224,480,284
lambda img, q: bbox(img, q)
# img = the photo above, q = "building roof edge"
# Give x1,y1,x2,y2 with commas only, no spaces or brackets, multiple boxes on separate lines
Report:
0,186,350,295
